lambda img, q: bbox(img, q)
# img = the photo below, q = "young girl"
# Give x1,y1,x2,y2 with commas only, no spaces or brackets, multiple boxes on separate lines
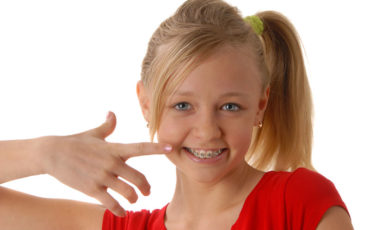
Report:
0,0,353,229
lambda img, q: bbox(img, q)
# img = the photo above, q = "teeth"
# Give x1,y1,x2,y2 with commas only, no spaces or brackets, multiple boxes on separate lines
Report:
186,147,224,159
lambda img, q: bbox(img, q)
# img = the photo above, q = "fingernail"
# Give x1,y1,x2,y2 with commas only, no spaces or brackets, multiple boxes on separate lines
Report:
164,144,172,152
106,111,112,120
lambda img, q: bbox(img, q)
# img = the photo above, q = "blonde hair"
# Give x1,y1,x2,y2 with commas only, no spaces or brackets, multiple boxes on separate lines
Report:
140,0,313,171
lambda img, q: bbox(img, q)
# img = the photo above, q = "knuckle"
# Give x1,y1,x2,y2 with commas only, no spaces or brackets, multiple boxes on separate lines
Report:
107,143,119,157
97,171,112,184
104,159,120,171
88,184,104,197
137,143,144,153
137,142,149,154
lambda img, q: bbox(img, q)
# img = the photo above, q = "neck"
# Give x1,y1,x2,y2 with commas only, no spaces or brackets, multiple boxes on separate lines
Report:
167,163,263,220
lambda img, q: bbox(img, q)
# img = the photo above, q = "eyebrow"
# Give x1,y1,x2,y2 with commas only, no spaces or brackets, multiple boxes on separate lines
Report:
174,91,250,98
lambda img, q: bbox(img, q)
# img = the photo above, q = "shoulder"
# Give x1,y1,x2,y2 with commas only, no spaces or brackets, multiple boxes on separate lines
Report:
253,167,333,198
285,168,339,201
235,168,351,229
285,168,346,207
284,168,350,229
316,206,353,230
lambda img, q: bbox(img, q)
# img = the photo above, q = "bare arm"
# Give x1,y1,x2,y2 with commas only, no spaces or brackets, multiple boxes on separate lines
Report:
0,136,105,230
0,137,44,184
316,206,354,230
0,111,172,229
0,186,105,230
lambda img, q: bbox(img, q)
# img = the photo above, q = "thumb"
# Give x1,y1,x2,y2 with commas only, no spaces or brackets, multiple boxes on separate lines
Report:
87,111,117,139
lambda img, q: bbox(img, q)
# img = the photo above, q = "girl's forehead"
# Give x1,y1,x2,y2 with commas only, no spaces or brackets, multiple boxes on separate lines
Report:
173,45,262,93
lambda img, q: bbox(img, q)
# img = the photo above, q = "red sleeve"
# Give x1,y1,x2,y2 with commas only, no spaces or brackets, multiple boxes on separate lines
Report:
285,168,349,230
102,209,151,230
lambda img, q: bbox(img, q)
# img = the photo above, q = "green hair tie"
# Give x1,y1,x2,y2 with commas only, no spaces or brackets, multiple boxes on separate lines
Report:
244,15,264,35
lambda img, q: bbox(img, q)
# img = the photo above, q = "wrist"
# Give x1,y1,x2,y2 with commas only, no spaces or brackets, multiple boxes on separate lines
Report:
31,136,56,175
0,137,50,183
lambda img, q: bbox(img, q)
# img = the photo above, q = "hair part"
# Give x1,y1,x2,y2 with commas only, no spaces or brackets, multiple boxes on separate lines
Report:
140,0,313,171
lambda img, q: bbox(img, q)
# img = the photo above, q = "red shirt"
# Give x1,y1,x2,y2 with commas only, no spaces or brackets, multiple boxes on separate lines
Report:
102,168,348,230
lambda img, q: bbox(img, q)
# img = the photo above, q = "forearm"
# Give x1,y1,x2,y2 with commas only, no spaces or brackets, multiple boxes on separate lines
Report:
0,186,104,230
0,137,46,183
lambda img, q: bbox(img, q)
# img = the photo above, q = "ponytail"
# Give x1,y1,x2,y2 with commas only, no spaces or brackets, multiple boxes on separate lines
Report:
246,11,314,171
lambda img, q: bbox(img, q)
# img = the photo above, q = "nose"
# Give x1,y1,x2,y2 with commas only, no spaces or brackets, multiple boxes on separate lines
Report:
192,109,222,141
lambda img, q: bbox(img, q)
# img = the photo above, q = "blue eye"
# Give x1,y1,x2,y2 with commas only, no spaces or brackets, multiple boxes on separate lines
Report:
222,103,240,111
174,102,191,111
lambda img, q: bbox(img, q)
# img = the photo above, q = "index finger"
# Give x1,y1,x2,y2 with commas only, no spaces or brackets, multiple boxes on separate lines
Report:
110,142,173,158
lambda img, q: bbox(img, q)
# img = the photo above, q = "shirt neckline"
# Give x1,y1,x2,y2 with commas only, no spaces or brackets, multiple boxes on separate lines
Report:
159,170,275,230
231,170,274,228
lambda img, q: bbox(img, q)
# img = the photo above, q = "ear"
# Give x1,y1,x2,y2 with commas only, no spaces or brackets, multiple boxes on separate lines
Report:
136,80,151,122
254,86,270,126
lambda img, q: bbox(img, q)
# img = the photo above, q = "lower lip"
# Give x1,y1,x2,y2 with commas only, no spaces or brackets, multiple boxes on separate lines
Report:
184,148,228,164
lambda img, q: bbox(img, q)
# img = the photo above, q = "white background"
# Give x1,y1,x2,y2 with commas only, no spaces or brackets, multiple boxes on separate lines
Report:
0,0,369,229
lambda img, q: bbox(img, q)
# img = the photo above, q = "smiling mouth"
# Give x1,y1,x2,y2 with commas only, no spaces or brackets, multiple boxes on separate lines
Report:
183,147,227,159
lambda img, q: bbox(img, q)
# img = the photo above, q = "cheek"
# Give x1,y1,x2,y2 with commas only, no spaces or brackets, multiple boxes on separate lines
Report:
157,115,188,149
235,129,253,152
157,115,189,165
223,117,254,154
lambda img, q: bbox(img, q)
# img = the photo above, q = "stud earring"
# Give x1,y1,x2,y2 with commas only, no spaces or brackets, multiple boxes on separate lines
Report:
258,121,263,128
146,122,149,128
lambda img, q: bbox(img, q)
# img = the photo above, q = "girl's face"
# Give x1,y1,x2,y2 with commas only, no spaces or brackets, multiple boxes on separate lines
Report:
141,45,269,183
